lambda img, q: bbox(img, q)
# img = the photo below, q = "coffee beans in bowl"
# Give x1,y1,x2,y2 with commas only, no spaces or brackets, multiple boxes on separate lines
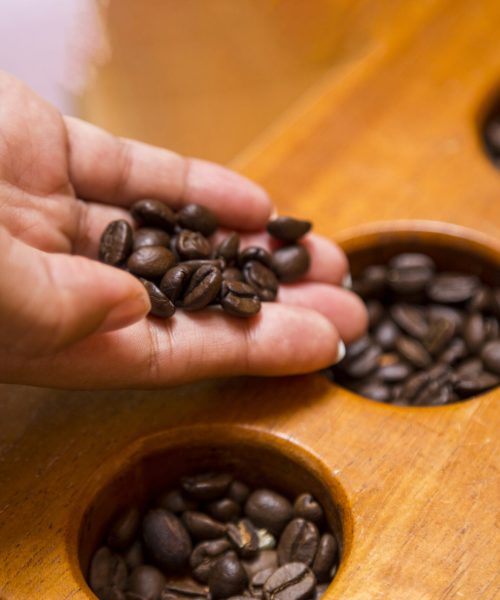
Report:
99,205,312,319
86,472,339,600
326,252,500,406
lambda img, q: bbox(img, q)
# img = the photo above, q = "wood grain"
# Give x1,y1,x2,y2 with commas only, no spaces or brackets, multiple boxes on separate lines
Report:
1,1,500,599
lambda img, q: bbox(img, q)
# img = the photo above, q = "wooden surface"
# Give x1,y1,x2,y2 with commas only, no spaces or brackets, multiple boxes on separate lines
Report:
1,1,500,599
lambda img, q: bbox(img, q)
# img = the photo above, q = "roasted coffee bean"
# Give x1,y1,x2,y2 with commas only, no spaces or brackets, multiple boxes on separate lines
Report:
216,233,240,263
159,265,195,303
423,317,456,355
485,317,499,340
399,371,429,401
390,304,429,339
128,565,166,600
183,258,226,271
376,362,413,383
263,562,316,600
227,518,259,558
131,200,176,231
455,357,483,378
272,245,310,283
182,472,233,501
89,547,127,594
427,273,480,304
190,539,232,583
140,280,176,318
128,246,177,279
182,511,227,540
250,567,276,598
389,253,436,271
222,267,244,282
244,490,293,536
182,265,222,311
162,575,209,598
99,220,134,266
387,254,434,294
101,587,126,600
107,506,140,550
439,338,467,365
175,230,212,260
366,300,385,328
481,340,500,374
142,509,192,571
157,489,197,513
395,336,432,369
344,345,382,378
266,217,311,242
293,494,323,523
238,247,273,269
354,265,387,297
208,552,248,599
277,518,319,566
373,319,398,351
428,305,465,331
208,498,241,522
356,381,392,402
344,335,372,360
177,204,218,237
221,281,261,318
454,371,500,397
243,261,279,301
312,533,338,583
242,550,279,578
228,480,251,504
123,541,144,571
134,228,171,250
463,313,486,353
467,286,492,312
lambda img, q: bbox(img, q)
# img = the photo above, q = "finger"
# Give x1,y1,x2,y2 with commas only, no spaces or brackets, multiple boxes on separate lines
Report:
0,227,150,357
277,283,368,343
64,116,272,230
0,304,344,388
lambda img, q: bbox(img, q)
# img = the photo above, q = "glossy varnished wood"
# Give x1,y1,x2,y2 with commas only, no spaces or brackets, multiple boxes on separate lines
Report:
1,1,500,599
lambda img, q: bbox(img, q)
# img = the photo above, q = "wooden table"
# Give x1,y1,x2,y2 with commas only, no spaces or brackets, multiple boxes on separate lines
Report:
1,1,499,598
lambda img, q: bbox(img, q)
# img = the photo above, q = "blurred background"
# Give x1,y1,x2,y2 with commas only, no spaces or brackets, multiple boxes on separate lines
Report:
0,0,393,164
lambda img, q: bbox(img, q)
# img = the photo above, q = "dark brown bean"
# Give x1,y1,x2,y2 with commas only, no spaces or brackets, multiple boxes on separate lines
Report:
399,371,429,401
423,317,456,355
293,494,323,523
277,518,319,566
238,247,273,269
89,547,127,594
464,313,486,353
376,362,413,383
216,233,240,263
182,473,233,501
131,199,176,231
266,217,311,242
142,509,192,571
356,381,392,402
134,228,171,250
99,220,133,266
182,265,222,311
366,300,385,328
311,533,338,583
439,338,468,365
128,565,166,600
374,319,399,351
467,286,492,312
390,304,429,339
481,340,500,374
182,511,227,540
162,575,209,598
160,265,196,303
140,279,176,318
244,490,293,536
208,552,248,599
427,273,480,303
242,550,279,578
220,281,261,318
227,518,259,558
395,336,432,369
355,265,387,297
272,245,310,283
344,345,382,378
454,371,500,396
228,480,251,504
389,253,436,271
208,498,241,522
156,489,197,513
263,562,316,600
128,246,176,279
250,567,276,598
177,204,218,237
222,267,244,282
123,541,144,571
243,261,279,301
175,230,212,260
190,539,232,583
107,506,140,550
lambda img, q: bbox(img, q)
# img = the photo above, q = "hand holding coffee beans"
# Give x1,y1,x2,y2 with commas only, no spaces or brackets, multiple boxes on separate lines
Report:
327,252,500,405
99,205,312,319
87,472,339,600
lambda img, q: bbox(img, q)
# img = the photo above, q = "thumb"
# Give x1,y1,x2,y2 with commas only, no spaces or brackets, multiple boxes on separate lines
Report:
0,229,150,357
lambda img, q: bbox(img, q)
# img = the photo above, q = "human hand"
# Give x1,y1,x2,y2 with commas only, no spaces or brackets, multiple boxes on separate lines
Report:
0,71,367,388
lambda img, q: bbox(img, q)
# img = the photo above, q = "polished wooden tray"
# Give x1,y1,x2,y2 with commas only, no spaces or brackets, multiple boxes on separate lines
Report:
0,2,499,598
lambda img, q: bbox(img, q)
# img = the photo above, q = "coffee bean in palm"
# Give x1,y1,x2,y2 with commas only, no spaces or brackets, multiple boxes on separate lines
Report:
89,547,127,594
182,265,222,311
140,279,176,318
220,280,261,318
128,565,166,600
228,480,250,504
208,552,248,599
142,509,192,571
481,340,500,374
395,336,432,369
293,494,323,523
216,233,240,263
99,220,133,266
272,245,310,283
160,264,196,303
243,261,279,301
427,273,480,303
182,472,233,501
128,246,176,279
208,498,241,522
266,217,311,242
190,539,232,583
182,511,227,540
390,304,428,339
175,230,212,260
134,228,171,250
263,562,316,600
177,204,218,237
238,247,273,269
131,200,176,231
227,518,259,558
244,490,293,536
464,313,486,353
107,506,140,550
311,533,337,583
277,518,319,566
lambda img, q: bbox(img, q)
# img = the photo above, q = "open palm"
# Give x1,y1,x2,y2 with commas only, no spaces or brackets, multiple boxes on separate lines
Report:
0,71,366,388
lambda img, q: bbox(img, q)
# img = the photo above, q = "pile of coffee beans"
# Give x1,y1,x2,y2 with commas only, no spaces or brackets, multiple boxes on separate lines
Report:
326,252,500,406
87,472,339,600
99,201,312,318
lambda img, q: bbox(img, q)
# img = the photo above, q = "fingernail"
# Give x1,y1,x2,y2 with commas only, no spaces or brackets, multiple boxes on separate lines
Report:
97,293,151,334
342,272,352,289
333,340,346,364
